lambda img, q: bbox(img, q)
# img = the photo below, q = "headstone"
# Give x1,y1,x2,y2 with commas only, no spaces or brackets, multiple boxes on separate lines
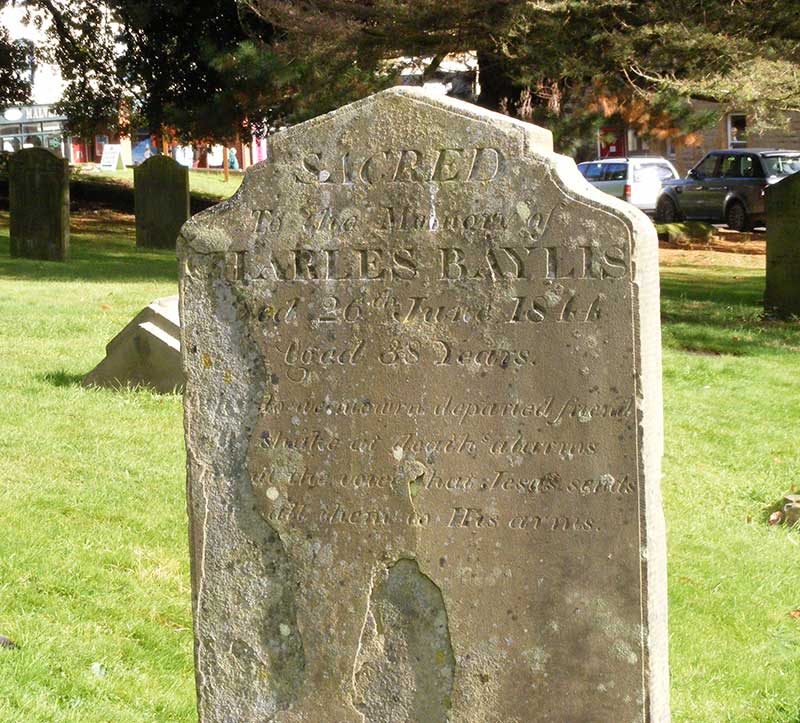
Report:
82,295,183,393
178,88,668,722
765,174,800,318
9,147,69,261
134,155,190,249
99,143,125,170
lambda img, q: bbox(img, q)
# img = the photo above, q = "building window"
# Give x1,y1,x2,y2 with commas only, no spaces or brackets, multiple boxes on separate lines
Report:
728,114,747,148
626,128,650,154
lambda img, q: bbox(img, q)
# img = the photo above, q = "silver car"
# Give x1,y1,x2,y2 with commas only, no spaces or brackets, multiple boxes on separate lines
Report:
577,157,679,213
655,149,800,230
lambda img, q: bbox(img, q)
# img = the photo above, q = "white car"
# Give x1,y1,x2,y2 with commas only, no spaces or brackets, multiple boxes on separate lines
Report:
576,157,679,213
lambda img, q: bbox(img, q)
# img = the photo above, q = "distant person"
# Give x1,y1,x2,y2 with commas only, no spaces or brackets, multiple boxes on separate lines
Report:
229,148,239,170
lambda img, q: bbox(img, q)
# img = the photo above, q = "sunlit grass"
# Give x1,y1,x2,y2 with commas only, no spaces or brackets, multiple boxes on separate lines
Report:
0,212,799,721
71,165,243,201
0,211,192,722
660,256,800,723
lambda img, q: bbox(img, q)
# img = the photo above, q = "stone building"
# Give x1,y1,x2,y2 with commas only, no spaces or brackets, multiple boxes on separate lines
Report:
599,100,800,175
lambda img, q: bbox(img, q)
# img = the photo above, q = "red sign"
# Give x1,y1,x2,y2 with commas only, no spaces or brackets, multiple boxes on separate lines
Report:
598,126,626,158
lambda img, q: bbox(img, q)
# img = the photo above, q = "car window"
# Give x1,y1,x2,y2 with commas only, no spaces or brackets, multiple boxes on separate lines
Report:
634,163,676,182
740,155,764,178
580,163,605,181
718,155,741,177
692,154,719,179
761,154,800,176
603,163,628,181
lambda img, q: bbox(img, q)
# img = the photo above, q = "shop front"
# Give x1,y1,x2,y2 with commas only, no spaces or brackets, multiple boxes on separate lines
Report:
0,104,69,158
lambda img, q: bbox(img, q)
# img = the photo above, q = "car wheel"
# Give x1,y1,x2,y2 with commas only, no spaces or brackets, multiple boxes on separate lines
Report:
655,196,681,223
725,201,751,232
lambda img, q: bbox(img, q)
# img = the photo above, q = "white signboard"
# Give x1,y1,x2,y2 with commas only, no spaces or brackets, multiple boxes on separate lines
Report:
99,144,125,170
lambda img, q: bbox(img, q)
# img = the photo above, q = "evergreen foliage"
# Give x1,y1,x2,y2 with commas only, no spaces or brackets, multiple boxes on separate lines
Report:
241,0,800,148
22,0,287,143
0,24,32,106
6,0,800,149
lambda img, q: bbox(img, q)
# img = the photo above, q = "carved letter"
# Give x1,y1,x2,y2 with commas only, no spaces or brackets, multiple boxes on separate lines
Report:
468,147,504,181
431,148,464,182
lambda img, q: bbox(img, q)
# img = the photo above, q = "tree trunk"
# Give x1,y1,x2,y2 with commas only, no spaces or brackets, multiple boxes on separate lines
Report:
223,146,229,182
476,50,522,114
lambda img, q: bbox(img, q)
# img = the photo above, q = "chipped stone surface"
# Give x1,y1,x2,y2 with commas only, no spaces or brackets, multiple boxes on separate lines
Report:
9,147,70,261
179,87,669,722
135,155,190,249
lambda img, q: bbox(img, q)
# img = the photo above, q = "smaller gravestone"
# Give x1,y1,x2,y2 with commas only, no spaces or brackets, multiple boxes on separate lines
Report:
134,155,190,249
766,174,800,318
9,148,69,261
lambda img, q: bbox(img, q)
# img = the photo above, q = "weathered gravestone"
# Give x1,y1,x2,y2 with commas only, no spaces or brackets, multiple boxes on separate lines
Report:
765,174,800,318
178,88,669,723
9,147,69,261
135,155,190,249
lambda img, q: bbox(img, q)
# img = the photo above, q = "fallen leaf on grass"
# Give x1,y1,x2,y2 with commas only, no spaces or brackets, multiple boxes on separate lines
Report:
0,635,19,650
789,610,800,620
100,304,111,311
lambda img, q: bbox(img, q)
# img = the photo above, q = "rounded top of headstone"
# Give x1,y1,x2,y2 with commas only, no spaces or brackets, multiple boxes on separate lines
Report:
767,170,800,198
137,154,184,170
10,147,68,169
180,86,650,256
270,86,554,156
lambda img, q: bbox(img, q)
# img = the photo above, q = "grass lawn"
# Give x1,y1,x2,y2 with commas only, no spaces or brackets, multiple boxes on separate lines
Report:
0,214,799,722
660,248,800,722
71,165,244,202
0,211,191,723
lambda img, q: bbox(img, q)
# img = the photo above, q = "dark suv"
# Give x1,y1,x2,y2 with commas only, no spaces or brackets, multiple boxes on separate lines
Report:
655,149,800,230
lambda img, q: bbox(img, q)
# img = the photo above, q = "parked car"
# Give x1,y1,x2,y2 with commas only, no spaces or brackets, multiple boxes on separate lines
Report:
576,156,679,213
655,149,800,230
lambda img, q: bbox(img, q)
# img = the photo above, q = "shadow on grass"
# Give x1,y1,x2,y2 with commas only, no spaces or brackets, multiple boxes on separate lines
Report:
661,270,764,307
661,269,800,356
38,370,86,388
0,228,178,284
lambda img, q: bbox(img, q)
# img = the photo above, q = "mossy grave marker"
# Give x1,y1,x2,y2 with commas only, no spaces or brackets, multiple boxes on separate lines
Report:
179,88,669,722
135,155,190,249
9,147,69,261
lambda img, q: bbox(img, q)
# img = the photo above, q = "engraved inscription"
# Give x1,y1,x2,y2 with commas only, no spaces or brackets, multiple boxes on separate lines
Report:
180,89,666,723
293,147,505,185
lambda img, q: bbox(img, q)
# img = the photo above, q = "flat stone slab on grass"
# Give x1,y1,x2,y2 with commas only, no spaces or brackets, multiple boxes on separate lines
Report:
179,87,668,722
83,295,182,393
135,155,190,249
9,147,70,261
